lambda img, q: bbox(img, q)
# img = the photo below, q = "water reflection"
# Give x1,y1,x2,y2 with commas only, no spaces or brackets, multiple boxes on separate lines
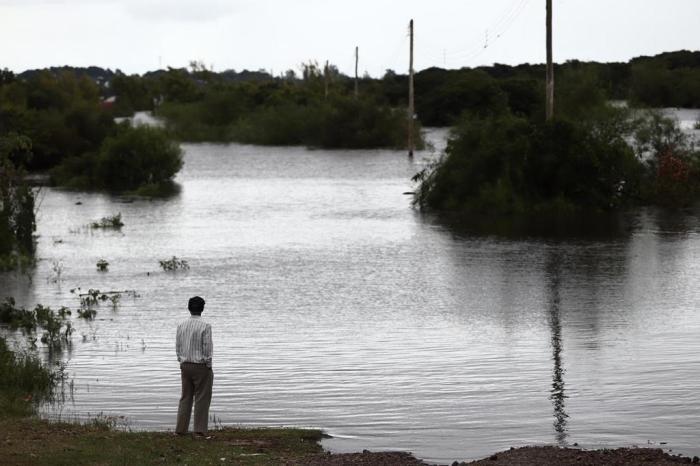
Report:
432,210,635,241
545,252,568,445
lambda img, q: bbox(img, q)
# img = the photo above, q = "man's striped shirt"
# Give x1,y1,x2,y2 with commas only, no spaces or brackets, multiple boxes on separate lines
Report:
176,316,213,368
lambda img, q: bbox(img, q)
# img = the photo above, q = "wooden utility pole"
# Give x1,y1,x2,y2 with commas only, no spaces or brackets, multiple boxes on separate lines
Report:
546,0,554,120
354,46,359,99
324,60,329,101
408,19,415,157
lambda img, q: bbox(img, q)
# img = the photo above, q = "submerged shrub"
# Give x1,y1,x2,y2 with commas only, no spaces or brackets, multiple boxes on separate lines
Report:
96,259,109,272
90,213,123,229
414,109,643,215
0,133,36,267
52,123,183,193
77,308,96,320
76,288,137,314
159,256,189,271
0,298,73,349
96,124,183,191
631,110,700,206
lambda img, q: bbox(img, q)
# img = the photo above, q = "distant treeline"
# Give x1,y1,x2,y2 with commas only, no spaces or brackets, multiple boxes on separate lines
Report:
389,50,700,125
153,62,421,148
18,50,700,130
13,62,421,149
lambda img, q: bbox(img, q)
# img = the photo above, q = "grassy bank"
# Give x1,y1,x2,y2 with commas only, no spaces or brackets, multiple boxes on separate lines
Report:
1,417,327,465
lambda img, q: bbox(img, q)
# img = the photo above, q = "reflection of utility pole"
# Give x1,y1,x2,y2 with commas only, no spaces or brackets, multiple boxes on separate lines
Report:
546,0,554,120
354,46,359,99
546,252,568,446
408,19,415,157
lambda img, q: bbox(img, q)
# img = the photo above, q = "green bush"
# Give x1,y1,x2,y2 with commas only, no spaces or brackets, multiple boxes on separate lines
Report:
157,78,423,149
631,110,700,205
0,298,73,348
415,68,509,126
52,124,183,192
414,109,643,215
231,103,311,145
96,124,183,191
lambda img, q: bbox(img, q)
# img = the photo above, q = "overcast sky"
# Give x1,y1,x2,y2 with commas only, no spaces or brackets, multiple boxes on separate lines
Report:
2,0,699,76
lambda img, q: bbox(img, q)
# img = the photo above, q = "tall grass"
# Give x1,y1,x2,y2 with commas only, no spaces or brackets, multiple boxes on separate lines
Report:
0,337,57,417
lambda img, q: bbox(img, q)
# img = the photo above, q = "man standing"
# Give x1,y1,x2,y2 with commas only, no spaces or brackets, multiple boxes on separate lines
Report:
175,296,213,435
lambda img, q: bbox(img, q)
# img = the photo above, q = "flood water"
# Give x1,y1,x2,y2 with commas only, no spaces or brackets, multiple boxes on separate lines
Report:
2,121,700,463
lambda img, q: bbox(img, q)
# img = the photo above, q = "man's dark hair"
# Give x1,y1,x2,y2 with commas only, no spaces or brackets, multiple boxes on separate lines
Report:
188,296,205,315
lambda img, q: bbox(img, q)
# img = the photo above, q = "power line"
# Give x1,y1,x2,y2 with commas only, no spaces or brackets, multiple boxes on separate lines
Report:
443,0,531,62
419,0,525,58
419,0,532,68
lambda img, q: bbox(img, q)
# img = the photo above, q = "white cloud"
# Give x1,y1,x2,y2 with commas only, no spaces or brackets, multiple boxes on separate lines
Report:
1,0,698,74
0,0,241,22
124,0,239,23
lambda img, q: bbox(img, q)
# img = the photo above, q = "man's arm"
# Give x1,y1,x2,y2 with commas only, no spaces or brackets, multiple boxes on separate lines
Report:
175,325,182,363
202,324,213,368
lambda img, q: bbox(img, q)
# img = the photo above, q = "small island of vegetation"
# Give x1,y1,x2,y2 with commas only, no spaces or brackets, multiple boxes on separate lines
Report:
407,53,700,217
413,75,700,215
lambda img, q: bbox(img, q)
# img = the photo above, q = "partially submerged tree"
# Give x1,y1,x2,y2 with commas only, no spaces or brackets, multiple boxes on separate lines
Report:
0,133,36,268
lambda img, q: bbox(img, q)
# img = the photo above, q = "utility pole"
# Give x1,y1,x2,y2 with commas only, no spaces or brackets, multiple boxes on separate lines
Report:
408,19,415,157
546,0,554,120
354,46,359,99
324,60,329,101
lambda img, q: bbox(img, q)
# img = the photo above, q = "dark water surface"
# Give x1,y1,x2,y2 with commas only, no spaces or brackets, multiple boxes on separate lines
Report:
2,128,700,463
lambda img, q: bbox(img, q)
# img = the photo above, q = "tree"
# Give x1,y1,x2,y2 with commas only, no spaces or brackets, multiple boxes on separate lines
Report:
0,133,35,261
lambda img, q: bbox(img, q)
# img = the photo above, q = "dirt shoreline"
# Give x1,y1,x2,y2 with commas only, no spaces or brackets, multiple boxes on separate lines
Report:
307,446,700,465
453,446,700,466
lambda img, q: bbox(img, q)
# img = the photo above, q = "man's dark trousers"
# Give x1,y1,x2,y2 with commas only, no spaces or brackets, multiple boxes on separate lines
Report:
176,362,213,434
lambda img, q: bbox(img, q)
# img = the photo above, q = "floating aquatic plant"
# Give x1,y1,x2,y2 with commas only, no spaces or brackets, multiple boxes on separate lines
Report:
77,308,96,320
159,256,189,271
74,289,138,320
96,259,109,272
0,298,73,349
89,213,124,229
